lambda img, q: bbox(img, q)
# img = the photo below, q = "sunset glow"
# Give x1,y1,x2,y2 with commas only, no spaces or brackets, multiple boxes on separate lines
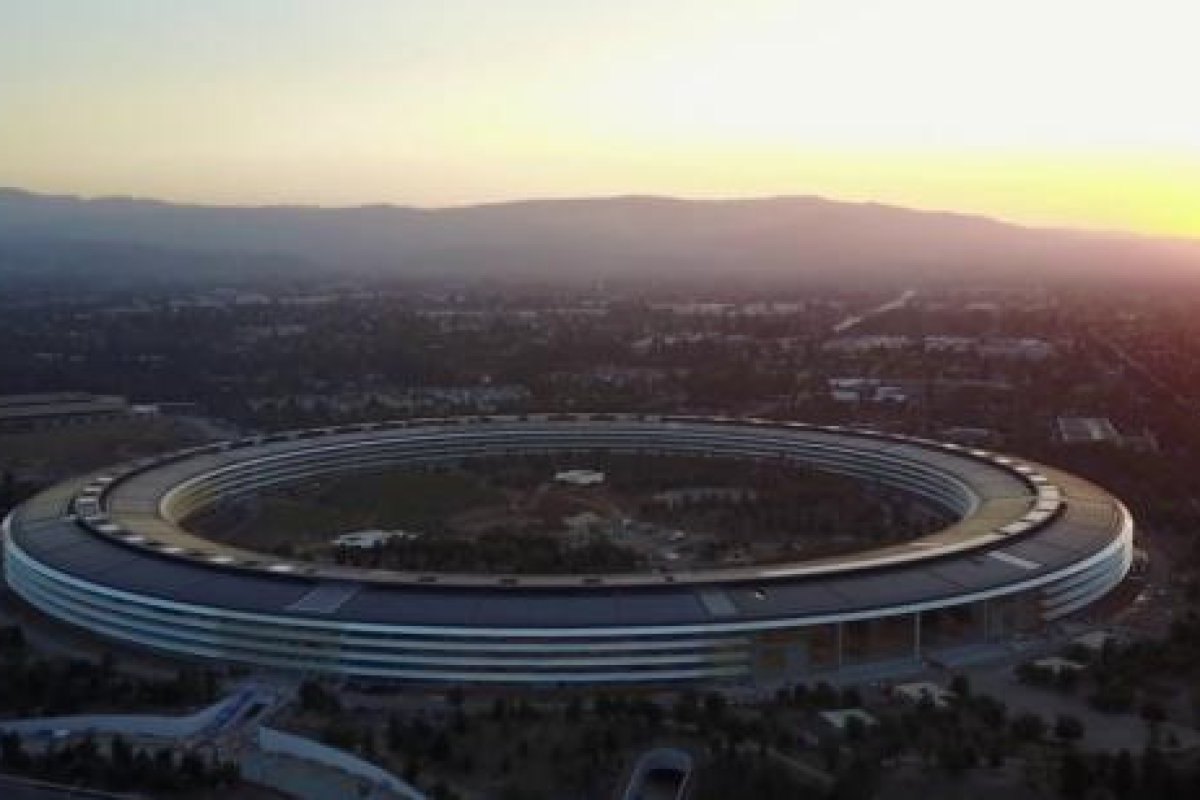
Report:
2,0,1199,236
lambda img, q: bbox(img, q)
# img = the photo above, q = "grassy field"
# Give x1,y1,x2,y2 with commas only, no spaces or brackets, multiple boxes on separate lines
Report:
188,455,945,573
0,418,208,482
316,468,502,524
224,469,505,550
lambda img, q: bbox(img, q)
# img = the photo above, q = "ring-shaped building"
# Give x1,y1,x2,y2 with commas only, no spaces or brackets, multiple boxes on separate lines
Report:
2,415,1133,685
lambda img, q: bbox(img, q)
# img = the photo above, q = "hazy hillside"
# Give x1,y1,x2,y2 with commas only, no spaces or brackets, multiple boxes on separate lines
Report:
1,188,1197,285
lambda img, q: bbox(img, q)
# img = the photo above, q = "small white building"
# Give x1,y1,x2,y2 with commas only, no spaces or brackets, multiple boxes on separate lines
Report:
563,511,607,536
653,487,756,509
331,529,420,549
979,337,1055,361
554,469,605,487
823,335,913,353
873,385,908,404
1057,417,1123,445
831,389,861,405
1033,656,1087,675
819,708,878,733
892,681,955,709
1072,630,1118,654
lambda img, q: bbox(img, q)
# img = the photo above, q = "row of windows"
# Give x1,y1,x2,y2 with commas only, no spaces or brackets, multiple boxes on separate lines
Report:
10,558,752,682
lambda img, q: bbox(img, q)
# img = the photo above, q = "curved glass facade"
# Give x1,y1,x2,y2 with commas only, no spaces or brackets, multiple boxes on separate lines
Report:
2,416,1134,686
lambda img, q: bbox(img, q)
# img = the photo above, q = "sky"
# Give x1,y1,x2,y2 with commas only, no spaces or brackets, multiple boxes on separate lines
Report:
2,0,1199,237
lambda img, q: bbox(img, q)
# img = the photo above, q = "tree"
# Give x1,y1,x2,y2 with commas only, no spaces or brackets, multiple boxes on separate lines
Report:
812,681,839,709
1055,667,1080,693
386,713,404,752
403,755,421,784
973,694,1007,728
1140,745,1179,798
1054,714,1085,743
1016,662,1054,686
1011,712,1046,743
1141,700,1167,728
298,679,341,714
1089,680,1135,713
0,732,29,771
429,781,460,800
430,732,452,764
673,691,699,725
844,714,867,743
491,697,508,721
1059,748,1092,800
830,754,881,800
703,691,727,722
1112,749,1135,800
0,625,24,657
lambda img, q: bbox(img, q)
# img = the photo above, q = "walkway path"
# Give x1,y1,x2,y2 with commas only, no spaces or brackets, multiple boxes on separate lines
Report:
0,682,425,800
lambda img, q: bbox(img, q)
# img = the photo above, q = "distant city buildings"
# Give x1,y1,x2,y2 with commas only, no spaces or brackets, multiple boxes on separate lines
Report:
1056,416,1158,450
892,681,955,709
248,385,532,418
827,378,908,406
1056,416,1123,445
818,708,879,735
652,487,757,509
823,334,1056,361
0,392,129,432
332,529,421,549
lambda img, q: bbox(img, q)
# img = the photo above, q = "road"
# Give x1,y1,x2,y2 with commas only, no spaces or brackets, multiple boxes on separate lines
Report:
0,681,289,759
1088,331,1199,414
618,747,693,800
187,682,293,758
0,775,146,799
831,288,917,334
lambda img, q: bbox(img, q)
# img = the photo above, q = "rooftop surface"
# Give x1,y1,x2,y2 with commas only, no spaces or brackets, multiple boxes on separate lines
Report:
6,416,1130,631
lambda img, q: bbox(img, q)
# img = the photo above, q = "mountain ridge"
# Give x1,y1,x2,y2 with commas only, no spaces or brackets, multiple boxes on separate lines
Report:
2,187,1197,285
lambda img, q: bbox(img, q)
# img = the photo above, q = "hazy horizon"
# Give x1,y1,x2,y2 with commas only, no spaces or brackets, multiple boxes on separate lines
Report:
3,1,1199,238
6,184,1200,246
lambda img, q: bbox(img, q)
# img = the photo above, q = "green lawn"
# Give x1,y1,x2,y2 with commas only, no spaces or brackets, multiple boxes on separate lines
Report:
249,468,504,545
